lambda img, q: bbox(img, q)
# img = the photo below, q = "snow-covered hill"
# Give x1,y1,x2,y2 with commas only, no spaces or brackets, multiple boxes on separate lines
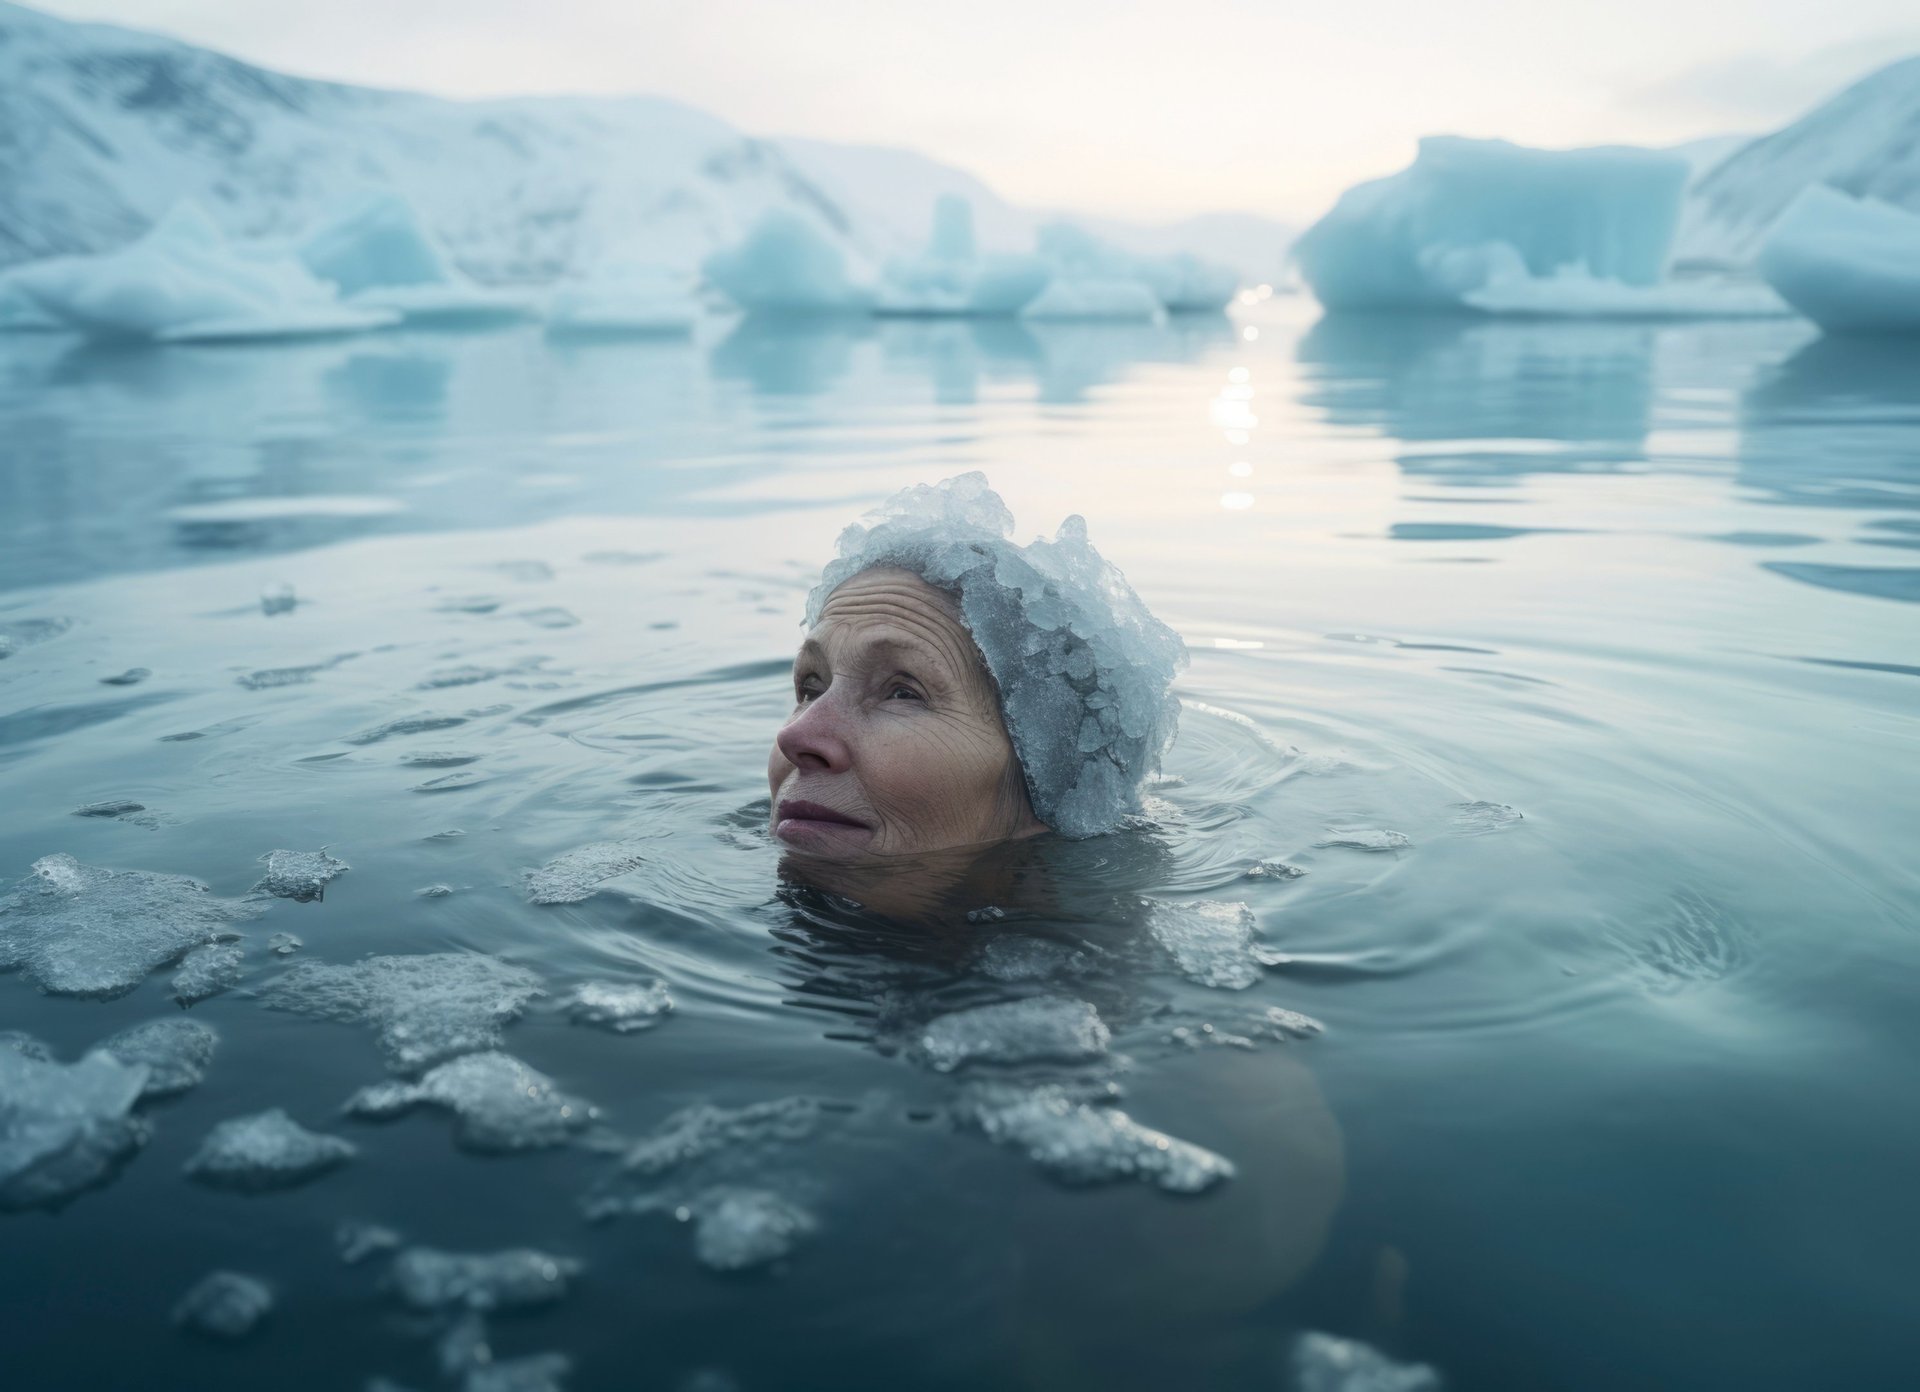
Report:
1676,56,1920,269
0,0,881,282
0,1,1293,286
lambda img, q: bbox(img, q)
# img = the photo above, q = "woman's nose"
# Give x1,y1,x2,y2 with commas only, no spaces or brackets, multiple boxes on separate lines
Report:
776,688,853,773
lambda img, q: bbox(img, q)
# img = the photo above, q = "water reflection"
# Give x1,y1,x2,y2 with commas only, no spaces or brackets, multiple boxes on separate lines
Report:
1295,312,1658,484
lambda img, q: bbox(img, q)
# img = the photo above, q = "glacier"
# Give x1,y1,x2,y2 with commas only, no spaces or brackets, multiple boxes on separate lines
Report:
1293,136,1787,319
1758,186,1920,335
703,210,876,315
545,263,700,337
2,203,394,342
1024,223,1169,321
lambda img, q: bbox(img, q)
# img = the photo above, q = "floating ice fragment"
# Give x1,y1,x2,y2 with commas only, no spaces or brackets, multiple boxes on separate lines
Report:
387,1246,581,1312
73,799,144,818
185,1107,356,1190
0,1049,150,1210
0,1031,52,1060
172,1271,273,1341
98,1018,218,1099
1245,859,1308,881
563,979,673,1033
262,954,545,1074
256,848,349,902
466,1353,574,1392
0,617,73,659
614,1098,824,1179
347,714,468,745
260,582,297,616
346,1052,592,1152
0,854,257,998
974,935,1094,983
959,1084,1234,1193
269,932,303,956
965,905,1008,924
874,197,1050,316
172,941,244,1004
1449,801,1523,835
1292,1331,1442,1392
100,668,151,686
414,771,487,793
237,663,327,690
1316,829,1412,853
417,884,456,899
809,475,1186,837
400,751,482,767
688,1188,816,1271
1144,899,1265,989
337,1219,403,1264
915,996,1111,1072
524,842,652,905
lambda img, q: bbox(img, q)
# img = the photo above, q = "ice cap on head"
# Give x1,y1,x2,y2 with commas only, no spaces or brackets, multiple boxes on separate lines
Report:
805,473,1188,839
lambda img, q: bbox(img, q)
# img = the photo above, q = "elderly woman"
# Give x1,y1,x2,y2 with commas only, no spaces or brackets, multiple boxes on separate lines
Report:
768,473,1188,864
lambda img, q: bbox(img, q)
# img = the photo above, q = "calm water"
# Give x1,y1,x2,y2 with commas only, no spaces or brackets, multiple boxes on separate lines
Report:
1,302,1917,1392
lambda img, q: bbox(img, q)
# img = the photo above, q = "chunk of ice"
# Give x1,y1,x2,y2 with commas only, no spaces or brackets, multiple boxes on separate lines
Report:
171,1271,273,1341
1245,859,1307,881
875,197,1049,316
0,1049,150,1210
1316,829,1411,853
263,954,545,1074
702,210,874,314
1758,185,1920,335
688,1188,816,1271
269,932,303,956
0,1031,52,1060
1449,801,1523,835
172,941,244,1004
298,191,535,325
337,1219,403,1264
915,996,1111,1072
185,1107,356,1189
100,668,151,686
466,1353,574,1392
809,475,1186,837
98,1018,218,1100
614,1098,824,1178
524,842,652,905
974,935,1094,983
346,1052,592,1152
256,848,349,902
563,979,673,1033
1292,1331,1442,1392
959,1084,1234,1193
387,1246,581,1312
0,854,257,998
1144,899,1265,989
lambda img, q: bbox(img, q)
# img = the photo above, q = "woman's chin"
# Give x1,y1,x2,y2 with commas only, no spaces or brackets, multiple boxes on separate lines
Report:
773,816,878,854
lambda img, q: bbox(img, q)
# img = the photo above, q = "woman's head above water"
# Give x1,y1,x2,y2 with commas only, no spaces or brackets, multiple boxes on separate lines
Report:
769,473,1188,861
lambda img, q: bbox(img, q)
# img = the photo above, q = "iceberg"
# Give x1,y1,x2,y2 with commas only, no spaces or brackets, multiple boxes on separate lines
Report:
874,196,1051,317
1025,224,1165,321
545,262,700,337
1295,137,1703,314
298,192,537,325
1758,186,1920,335
345,1051,593,1152
702,209,875,314
3,203,395,342
1135,252,1241,313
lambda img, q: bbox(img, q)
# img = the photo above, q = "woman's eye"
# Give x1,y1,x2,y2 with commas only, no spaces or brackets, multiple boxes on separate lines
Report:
886,683,923,702
795,677,821,702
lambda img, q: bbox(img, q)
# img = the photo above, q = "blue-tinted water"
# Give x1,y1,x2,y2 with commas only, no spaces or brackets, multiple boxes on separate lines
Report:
1,302,1916,1391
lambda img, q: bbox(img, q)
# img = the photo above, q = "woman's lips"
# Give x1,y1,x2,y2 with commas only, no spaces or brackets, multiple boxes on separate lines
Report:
774,799,875,849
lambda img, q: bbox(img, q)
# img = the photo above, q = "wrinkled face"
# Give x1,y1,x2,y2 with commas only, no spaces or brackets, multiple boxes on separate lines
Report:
768,567,1039,859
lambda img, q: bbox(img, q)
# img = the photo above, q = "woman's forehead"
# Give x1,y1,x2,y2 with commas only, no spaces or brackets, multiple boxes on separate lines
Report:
805,569,977,668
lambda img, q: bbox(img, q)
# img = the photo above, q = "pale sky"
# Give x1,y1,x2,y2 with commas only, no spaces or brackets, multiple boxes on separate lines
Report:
31,0,1920,225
